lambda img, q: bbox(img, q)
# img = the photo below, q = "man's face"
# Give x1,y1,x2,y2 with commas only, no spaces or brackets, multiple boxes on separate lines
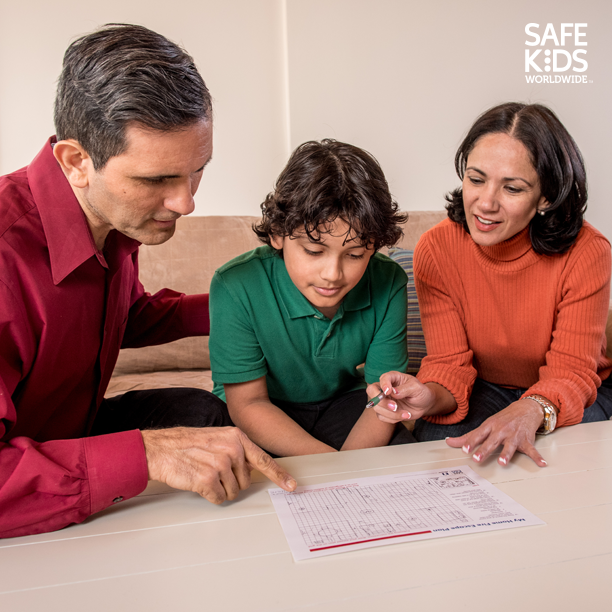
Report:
80,119,213,247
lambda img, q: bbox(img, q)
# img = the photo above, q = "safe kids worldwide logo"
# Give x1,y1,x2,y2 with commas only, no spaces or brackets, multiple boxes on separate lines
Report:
524,23,590,84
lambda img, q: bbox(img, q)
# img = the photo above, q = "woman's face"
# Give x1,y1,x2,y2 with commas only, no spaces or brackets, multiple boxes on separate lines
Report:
462,132,548,247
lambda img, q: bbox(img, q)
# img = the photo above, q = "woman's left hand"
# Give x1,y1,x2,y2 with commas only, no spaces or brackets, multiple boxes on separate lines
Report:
445,399,547,467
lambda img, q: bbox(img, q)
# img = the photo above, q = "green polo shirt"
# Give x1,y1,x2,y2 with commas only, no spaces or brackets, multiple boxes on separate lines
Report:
209,246,408,403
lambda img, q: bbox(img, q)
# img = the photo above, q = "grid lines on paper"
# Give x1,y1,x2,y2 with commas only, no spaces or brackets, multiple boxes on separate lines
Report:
286,478,470,549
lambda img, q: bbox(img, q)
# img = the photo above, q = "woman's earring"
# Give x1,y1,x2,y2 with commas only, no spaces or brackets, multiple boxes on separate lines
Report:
538,210,546,216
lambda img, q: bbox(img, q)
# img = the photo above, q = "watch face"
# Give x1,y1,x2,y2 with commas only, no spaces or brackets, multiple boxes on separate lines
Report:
548,409,557,432
529,396,557,434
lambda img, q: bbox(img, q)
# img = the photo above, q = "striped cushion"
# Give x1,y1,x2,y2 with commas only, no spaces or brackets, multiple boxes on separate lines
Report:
388,248,426,374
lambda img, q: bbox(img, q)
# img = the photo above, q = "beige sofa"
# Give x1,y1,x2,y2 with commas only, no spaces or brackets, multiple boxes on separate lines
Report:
106,212,612,398
106,212,446,397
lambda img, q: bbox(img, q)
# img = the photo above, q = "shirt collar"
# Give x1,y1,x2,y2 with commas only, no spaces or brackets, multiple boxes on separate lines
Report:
273,253,372,320
27,137,139,285
343,270,371,312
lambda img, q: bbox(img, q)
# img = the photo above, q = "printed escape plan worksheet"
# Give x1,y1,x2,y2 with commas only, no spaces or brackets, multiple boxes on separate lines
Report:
269,466,544,561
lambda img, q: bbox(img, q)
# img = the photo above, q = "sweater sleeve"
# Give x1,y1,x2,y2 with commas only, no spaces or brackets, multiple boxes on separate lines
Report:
520,232,612,426
414,234,477,424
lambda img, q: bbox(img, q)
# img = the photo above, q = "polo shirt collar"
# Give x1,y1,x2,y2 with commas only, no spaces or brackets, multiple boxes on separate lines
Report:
273,255,372,319
342,271,371,312
27,138,139,285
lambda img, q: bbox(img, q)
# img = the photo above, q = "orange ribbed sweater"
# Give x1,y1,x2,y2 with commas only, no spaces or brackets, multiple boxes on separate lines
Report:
414,218,612,427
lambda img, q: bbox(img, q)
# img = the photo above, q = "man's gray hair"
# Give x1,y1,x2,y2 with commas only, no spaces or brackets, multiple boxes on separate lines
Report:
54,23,212,169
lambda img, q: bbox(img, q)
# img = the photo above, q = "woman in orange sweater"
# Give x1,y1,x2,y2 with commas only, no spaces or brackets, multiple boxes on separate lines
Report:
369,102,612,467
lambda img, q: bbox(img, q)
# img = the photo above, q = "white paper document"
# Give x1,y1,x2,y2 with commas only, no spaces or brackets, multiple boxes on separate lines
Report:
269,465,544,561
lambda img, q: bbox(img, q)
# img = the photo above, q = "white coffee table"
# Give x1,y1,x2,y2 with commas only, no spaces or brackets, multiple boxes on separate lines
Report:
1,421,611,611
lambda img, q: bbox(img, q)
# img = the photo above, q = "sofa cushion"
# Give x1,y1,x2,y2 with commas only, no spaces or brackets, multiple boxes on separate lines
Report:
114,215,263,375
113,213,448,377
387,248,426,375
386,211,448,252
106,369,214,398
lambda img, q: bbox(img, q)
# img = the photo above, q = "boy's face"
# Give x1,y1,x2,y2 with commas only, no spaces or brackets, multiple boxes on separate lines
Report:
271,219,374,319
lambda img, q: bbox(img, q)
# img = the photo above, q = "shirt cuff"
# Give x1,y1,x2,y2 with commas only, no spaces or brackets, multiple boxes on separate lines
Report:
83,430,149,516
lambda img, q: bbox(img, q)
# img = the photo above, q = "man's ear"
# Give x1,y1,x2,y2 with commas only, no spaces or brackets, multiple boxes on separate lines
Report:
52,139,94,189
270,235,284,250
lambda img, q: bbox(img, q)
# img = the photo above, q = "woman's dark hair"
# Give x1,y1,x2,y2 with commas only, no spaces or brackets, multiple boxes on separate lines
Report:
254,139,407,251
445,102,587,254
54,23,211,170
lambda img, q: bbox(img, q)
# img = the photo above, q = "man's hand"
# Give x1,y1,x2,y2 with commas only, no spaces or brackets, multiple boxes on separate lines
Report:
141,426,297,504
445,399,547,467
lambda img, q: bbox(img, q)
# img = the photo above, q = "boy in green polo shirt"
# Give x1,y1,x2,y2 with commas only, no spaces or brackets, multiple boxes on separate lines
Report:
209,139,413,456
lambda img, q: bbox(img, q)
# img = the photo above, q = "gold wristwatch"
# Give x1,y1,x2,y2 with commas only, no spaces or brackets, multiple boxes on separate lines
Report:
525,395,558,435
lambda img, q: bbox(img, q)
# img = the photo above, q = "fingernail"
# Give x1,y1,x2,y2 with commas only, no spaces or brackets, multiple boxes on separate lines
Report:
388,402,397,412
392,387,398,394
286,479,297,490
462,445,470,453
499,457,507,466
445,437,450,440
383,387,390,395
402,412,411,420
472,453,481,462
541,460,547,467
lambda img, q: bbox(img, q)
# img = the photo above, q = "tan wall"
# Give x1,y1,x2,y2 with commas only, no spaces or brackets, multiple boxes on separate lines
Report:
1,1,611,239
286,0,612,240
0,0,290,217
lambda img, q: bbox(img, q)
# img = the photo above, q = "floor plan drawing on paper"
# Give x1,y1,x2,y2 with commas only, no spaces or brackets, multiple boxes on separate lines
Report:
269,466,545,561
285,474,472,549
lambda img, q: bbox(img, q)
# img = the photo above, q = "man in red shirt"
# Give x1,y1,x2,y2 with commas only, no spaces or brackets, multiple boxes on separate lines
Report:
0,24,296,538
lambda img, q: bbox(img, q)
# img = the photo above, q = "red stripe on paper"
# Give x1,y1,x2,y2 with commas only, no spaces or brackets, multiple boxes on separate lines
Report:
310,530,432,552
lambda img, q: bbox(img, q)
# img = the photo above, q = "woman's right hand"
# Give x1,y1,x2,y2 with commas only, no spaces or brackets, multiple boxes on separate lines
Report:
366,371,438,424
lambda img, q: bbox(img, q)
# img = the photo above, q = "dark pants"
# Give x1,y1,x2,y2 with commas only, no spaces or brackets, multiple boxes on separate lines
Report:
91,388,232,436
272,389,416,454
413,375,612,442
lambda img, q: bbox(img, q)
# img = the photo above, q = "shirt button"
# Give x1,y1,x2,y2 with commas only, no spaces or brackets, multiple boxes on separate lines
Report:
112,496,124,504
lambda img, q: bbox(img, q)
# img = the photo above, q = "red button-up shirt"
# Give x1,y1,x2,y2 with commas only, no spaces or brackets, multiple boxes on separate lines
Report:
0,139,209,538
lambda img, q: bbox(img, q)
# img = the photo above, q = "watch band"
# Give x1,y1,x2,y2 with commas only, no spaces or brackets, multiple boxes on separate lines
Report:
525,395,558,435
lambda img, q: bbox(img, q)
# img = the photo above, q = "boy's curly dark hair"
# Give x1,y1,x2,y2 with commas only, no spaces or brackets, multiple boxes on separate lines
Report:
254,139,407,251
446,102,587,255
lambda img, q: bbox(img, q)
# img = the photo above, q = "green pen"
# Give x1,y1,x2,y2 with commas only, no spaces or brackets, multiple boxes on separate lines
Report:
365,388,390,409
